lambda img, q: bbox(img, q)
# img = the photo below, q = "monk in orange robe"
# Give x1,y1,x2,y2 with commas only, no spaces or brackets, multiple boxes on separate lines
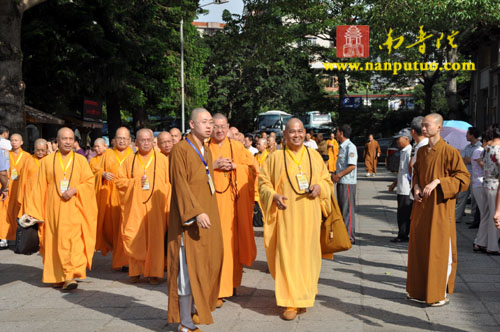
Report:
17,138,49,218
157,131,174,157
167,108,223,331
0,133,30,243
26,127,97,290
407,114,470,306
209,114,256,305
363,134,381,176
327,132,339,173
89,138,107,174
94,128,133,271
116,128,170,284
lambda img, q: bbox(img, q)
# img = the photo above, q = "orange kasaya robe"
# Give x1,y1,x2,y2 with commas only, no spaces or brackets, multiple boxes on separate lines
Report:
407,139,470,303
26,151,97,283
115,150,170,278
254,150,269,202
94,148,133,269
327,139,339,173
364,140,381,174
209,137,257,298
0,149,30,240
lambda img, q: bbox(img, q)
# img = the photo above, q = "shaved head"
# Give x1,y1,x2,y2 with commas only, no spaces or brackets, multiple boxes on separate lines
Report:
285,118,304,131
284,118,305,150
34,138,48,159
115,127,131,151
157,131,173,156
189,109,214,141
190,107,210,121
212,113,228,122
170,128,182,145
427,113,444,126
422,113,443,139
93,138,107,156
212,113,229,143
10,133,23,151
135,128,154,155
57,127,75,154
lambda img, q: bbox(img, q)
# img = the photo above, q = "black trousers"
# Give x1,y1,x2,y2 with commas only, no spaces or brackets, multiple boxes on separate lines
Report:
397,194,412,240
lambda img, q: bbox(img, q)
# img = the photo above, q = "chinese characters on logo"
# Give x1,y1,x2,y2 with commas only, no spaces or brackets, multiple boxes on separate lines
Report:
337,25,370,58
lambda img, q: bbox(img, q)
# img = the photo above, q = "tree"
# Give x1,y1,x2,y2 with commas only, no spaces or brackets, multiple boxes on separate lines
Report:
0,0,47,134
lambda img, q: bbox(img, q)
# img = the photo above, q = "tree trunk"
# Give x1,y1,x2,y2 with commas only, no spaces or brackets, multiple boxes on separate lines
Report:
106,93,121,139
132,108,145,134
337,72,347,124
0,1,24,134
446,47,459,119
423,78,433,115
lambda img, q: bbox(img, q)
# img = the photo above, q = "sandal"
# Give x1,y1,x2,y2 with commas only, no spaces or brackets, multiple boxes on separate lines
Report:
473,244,486,252
486,250,500,256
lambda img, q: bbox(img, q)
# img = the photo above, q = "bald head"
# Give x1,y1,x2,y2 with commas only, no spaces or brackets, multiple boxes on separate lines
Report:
190,107,210,122
93,138,107,156
256,137,268,152
427,113,444,126
157,131,173,156
135,128,154,155
10,133,23,151
285,118,304,131
422,113,443,139
57,127,75,154
284,118,305,150
170,128,182,145
34,138,48,159
115,127,131,151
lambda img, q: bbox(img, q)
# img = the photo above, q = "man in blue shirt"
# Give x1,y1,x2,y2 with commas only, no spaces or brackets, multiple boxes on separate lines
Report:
333,124,357,244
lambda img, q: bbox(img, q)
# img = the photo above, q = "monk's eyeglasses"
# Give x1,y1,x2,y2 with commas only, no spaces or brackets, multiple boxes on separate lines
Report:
214,125,227,130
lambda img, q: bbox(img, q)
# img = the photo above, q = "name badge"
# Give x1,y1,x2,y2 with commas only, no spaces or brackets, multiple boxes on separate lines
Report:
208,174,215,195
142,177,150,190
296,173,309,191
60,179,69,193
11,169,18,181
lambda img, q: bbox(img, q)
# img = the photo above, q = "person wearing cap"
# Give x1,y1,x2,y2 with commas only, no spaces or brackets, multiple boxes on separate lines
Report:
388,129,413,242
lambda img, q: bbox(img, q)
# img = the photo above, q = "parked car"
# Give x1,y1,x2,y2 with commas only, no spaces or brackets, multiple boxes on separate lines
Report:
386,138,400,173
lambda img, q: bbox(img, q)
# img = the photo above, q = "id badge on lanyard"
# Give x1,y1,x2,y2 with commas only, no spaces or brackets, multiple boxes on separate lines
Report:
11,169,18,181
296,173,309,190
60,179,69,193
142,176,150,190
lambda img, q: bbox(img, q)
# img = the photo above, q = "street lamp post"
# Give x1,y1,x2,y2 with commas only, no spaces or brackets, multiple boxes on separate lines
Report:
180,0,229,133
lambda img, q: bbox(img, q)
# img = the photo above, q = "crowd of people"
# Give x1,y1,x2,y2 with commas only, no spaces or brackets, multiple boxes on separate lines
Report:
1,111,500,331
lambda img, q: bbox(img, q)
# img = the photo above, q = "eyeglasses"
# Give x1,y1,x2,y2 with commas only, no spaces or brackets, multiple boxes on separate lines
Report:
116,137,129,141
137,139,153,143
214,125,227,130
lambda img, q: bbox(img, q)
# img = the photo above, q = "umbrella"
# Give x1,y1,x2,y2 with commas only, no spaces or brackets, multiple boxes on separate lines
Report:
443,120,472,131
441,120,472,151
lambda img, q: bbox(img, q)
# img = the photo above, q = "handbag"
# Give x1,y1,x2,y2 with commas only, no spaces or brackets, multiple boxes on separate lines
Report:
320,196,352,254
15,218,40,255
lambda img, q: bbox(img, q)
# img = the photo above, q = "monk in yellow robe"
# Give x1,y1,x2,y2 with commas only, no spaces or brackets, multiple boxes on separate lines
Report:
327,132,339,173
167,108,223,331
0,133,30,243
26,127,97,290
209,114,256,304
407,114,470,306
95,128,133,271
89,138,107,174
17,138,49,218
116,128,170,284
254,137,269,202
259,118,333,320
363,134,381,176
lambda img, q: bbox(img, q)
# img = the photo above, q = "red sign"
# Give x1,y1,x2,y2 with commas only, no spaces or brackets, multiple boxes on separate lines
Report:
83,98,102,122
336,25,369,58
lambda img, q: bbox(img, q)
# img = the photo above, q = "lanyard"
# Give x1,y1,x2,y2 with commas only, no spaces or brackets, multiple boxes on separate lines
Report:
114,148,130,165
10,151,23,168
286,146,306,173
137,153,154,172
186,138,209,175
257,150,268,166
57,151,73,178
34,158,39,167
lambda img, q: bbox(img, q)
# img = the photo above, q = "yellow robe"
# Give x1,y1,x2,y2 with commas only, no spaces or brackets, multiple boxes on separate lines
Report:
327,139,339,173
254,150,269,202
95,148,133,269
16,155,42,217
116,150,170,278
259,146,333,307
0,149,30,240
26,151,97,283
209,138,256,298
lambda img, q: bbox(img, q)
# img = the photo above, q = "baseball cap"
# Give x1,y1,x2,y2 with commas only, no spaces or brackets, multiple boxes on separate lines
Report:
393,128,411,140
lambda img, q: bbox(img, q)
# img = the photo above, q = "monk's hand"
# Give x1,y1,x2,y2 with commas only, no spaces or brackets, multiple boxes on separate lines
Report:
423,179,440,198
196,213,211,229
214,157,231,171
62,187,77,201
273,194,288,210
308,184,321,198
414,185,423,203
103,172,115,181
0,189,7,201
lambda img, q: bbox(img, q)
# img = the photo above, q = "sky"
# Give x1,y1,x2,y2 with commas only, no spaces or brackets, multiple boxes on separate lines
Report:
195,0,245,23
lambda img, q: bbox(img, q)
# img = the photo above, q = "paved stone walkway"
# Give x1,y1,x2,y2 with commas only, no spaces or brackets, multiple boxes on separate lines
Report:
1,167,500,331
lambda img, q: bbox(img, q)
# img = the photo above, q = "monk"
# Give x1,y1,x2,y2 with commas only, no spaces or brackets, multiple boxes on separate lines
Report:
26,127,97,290
254,137,269,202
157,131,174,157
209,114,256,304
116,128,170,284
167,108,223,331
363,134,381,176
259,118,333,320
17,138,49,218
89,138,107,174
94,128,134,271
170,128,182,145
407,113,470,306
327,132,339,173
0,133,30,244
268,136,277,153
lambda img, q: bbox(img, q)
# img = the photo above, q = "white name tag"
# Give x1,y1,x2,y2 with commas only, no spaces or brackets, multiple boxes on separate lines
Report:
142,177,150,190
297,173,309,191
11,169,18,180
208,174,215,195
60,179,69,193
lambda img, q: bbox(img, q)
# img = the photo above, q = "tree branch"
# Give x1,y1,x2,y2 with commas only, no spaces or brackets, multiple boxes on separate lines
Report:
18,0,47,13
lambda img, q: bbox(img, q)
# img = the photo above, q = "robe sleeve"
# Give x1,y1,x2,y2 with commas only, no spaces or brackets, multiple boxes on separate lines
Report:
16,156,36,215
258,155,278,220
169,144,205,225
438,147,471,200
73,156,98,269
311,150,333,219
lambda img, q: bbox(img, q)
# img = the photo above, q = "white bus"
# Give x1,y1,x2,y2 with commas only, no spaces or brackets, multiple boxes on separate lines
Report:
255,110,292,133
302,111,332,130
